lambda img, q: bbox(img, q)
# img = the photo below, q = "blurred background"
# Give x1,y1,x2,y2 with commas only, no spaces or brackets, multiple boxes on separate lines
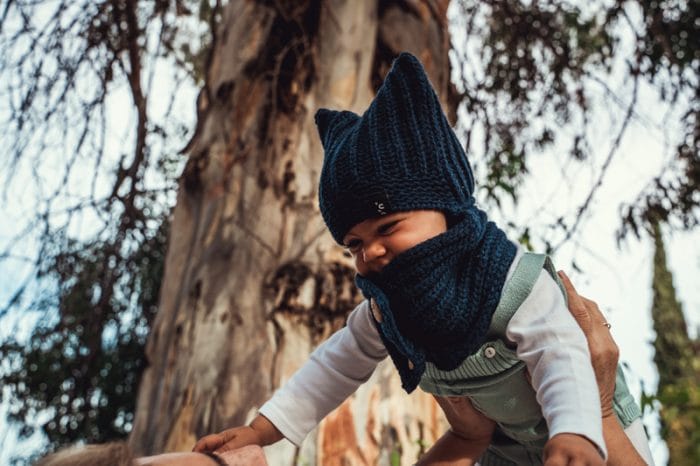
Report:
0,1,697,465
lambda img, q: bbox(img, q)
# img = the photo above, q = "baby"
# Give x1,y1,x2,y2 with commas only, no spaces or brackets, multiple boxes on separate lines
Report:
195,53,649,465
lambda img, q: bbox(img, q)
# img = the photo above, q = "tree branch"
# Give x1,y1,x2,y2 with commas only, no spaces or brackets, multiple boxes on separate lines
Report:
551,68,640,251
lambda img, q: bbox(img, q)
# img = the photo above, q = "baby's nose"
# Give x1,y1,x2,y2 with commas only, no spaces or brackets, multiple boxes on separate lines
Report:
362,241,386,262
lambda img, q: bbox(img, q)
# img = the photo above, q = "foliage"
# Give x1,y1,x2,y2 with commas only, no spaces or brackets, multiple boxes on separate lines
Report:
451,0,699,245
618,0,700,237
0,219,167,446
650,221,700,465
453,0,614,202
0,0,697,460
0,0,218,457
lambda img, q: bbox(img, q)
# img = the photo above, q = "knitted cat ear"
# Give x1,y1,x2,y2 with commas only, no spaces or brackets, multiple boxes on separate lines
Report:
381,52,440,122
373,52,476,196
314,109,359,149
391,52,432,85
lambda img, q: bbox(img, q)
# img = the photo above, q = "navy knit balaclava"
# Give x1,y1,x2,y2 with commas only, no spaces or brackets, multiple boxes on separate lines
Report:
316,52,475,244
315,52,516,393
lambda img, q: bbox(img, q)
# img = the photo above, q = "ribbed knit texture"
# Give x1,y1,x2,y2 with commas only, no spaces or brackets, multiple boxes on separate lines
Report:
315,52,475,244
355,208,516,393
315,52,516,392
421,340,522,389
613,366,643,428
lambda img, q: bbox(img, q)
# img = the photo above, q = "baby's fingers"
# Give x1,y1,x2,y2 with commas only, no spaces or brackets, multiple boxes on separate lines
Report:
192,433,226,452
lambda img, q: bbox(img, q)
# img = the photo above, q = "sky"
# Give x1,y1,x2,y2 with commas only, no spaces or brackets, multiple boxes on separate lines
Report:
1,3,699,466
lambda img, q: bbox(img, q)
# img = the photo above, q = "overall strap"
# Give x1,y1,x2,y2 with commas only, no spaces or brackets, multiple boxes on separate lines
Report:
488,252,564,340
420,252,566,392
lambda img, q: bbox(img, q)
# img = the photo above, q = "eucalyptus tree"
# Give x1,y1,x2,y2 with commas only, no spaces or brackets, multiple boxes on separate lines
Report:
0,0,696,464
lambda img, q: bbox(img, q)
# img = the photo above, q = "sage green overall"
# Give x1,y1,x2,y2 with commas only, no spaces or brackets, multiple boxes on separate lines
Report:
419,253,641,466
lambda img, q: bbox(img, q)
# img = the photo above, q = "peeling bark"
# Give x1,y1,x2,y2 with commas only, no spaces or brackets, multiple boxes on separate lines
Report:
131,1,455,464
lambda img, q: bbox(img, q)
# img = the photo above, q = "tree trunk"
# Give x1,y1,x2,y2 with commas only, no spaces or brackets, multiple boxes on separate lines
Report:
130,1,457,464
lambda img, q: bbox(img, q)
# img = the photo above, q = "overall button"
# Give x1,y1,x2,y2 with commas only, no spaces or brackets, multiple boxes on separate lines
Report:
484,346,497,359
407,359,415,370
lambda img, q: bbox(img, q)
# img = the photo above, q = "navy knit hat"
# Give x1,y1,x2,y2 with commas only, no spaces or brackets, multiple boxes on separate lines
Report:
316,52,475,244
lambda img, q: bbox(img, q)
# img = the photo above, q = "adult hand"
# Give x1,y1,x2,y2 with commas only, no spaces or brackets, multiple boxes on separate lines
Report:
433,395,496,441
558,271,619,418
415,396,495,465
135,449,267,466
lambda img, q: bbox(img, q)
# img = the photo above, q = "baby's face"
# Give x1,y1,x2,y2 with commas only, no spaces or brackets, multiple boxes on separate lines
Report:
342,210,447,276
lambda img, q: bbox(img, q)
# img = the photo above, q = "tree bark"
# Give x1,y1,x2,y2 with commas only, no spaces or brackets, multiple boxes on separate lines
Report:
130,1,457,464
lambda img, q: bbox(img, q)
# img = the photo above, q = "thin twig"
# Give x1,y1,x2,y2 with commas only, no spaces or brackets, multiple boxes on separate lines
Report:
551,68,640,251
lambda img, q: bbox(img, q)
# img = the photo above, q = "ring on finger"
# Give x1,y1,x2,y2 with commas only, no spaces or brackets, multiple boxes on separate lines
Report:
602,322,611,329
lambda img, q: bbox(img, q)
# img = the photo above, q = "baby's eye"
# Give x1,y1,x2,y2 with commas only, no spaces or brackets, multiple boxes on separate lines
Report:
378,220,399,235
344,239,361,252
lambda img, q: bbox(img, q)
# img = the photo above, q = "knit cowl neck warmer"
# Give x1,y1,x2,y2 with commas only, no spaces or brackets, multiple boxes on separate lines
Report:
355,206,517,393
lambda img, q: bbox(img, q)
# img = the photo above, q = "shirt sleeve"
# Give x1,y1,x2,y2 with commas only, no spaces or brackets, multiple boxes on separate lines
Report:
506,270,607,459
624,418,655,465
258,300,387,446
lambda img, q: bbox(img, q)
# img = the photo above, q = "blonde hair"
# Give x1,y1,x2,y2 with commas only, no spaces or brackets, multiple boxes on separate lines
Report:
35,441,134,466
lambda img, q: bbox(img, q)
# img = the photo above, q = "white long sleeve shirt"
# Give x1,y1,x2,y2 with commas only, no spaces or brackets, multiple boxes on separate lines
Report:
259,249,606,455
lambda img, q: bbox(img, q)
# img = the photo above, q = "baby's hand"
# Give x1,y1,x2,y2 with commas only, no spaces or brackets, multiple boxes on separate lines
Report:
192,415,282,453
543,433,604,466
193,425,262,453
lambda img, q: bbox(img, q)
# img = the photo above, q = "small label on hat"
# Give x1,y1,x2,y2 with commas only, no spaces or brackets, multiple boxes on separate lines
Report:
366,188,392,216
374,201,387,215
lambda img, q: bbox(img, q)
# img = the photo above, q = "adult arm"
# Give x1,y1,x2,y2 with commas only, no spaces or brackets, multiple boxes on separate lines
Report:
559,271,651,466
604,417,648,466
506,270,607,459
415,395,495,466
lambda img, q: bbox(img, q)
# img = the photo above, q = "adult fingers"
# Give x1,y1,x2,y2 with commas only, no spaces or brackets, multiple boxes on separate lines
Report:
557,275,618,418
543,453,567,466
569,459,590,466
580,296,610,328
579,295,617,352
433,395,495,440
558,271,591,334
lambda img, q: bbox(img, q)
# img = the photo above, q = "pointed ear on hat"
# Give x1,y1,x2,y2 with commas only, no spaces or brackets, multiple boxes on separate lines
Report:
314,108,337,142
393,52,428,76
314,109,359,149
386,52,435,101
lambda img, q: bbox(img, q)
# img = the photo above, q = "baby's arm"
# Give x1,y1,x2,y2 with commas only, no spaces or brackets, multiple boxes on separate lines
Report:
194,300,387,452
257,299,386,444
507,270,606,465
